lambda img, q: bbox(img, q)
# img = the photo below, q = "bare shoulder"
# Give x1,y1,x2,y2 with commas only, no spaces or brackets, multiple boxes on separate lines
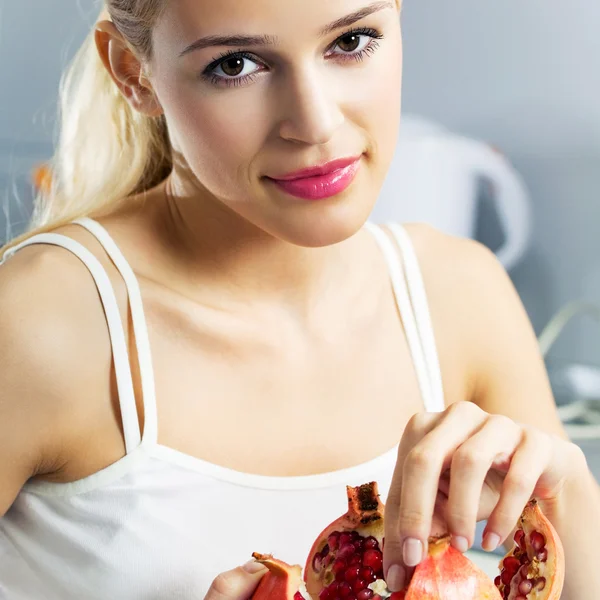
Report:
401,223,565,435
0,234,117,515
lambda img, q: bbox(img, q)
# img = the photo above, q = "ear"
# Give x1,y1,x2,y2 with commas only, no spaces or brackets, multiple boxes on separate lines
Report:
95,20,163,118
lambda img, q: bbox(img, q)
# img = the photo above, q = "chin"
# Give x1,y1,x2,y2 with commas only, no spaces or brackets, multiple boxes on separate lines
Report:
267,191,378,248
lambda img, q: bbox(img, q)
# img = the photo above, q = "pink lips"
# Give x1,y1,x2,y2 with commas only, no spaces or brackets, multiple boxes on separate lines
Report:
267,156,362,201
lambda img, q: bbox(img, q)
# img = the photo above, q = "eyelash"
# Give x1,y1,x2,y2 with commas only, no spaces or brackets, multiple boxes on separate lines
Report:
202,27,384,88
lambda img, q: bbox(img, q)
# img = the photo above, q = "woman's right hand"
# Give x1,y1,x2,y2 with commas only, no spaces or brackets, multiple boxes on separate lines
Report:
204,560,268,600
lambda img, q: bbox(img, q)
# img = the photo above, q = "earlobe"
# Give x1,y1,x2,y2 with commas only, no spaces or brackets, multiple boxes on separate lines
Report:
94,20,163,118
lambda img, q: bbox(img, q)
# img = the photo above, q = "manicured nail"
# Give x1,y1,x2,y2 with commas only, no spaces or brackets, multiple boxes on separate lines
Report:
403,537,423,567
482,532,501,552
386,563,406,591
451,535,469,553
242,559,267,573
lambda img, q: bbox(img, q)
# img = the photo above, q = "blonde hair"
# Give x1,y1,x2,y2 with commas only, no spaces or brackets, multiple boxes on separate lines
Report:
1,0,169,257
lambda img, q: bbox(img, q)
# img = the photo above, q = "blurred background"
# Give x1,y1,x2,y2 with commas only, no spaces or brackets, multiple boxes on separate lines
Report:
1,2,600,454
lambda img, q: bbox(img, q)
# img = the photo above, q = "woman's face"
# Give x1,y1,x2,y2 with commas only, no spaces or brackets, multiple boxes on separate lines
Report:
149,0,402,246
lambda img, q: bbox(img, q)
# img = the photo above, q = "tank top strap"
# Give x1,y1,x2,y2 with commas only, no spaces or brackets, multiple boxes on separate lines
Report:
364,222,445,413
1,233,143,453
387,223,445,412
72,218,158,446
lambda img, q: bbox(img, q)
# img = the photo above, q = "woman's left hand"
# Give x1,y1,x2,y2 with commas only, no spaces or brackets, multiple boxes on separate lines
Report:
382,401,582,592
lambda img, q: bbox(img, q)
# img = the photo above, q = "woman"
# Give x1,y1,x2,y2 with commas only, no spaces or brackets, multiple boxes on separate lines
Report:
0,1,598,598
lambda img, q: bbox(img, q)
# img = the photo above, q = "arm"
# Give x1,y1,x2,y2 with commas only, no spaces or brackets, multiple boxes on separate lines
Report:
464,242,600,599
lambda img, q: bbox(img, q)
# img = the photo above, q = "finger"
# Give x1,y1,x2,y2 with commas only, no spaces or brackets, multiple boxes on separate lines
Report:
445,415,523,552
205,561,267,600
384,403,487,589
483,428,553,551
384,411,441,589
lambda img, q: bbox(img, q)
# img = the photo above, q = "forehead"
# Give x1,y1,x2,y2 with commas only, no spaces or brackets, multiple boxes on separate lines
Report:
154,0,395,50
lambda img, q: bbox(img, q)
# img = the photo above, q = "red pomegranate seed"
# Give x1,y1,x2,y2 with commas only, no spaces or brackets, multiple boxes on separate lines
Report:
536,547,548,562
518,579,533,594
333,559,347,575
328,532,340,551
501,569,514,586
360,566,377,583
530,531,546,552
357,590,374,600
338,581,354,598
353,578,368,592
364,536,379,550
502,556,520,574
534,577,546,590
514,529,526,551
494,575,502,588
363,549,383,572
294,593,305,600
337,543,356,561
344,566,361,582
350,553,363,566
339,533,353,546
319,586,335,600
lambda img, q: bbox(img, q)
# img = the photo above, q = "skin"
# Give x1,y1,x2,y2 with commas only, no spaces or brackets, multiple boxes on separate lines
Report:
0,0,599,598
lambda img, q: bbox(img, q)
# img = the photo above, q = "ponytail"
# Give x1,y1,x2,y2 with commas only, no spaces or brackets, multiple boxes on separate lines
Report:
1,9,171,257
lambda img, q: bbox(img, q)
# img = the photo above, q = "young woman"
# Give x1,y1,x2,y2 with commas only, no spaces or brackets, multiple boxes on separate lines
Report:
0,1,598,598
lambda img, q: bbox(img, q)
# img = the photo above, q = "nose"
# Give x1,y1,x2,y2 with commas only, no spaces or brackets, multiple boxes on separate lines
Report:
277,65,345,146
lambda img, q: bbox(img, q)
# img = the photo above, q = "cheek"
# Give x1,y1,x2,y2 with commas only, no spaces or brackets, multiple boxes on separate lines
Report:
158,77,269,197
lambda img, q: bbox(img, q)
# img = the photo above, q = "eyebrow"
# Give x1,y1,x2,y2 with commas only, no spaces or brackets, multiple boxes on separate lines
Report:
179,1,394,57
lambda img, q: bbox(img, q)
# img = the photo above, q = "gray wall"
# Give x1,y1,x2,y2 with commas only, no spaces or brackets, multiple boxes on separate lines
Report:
2,0,600,364
401,0,600,366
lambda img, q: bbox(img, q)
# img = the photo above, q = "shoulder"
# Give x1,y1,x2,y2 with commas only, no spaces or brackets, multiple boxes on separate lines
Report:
401,223,565,434
0,230,121,512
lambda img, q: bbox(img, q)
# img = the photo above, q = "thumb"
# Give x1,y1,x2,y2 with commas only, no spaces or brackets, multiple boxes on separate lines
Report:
205,560,268,600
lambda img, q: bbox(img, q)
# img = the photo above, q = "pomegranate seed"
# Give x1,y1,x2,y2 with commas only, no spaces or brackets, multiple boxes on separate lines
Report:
364,536,379,550
502,556,520,574
494,575,502,588
360,567,377,583
333,559,347,575
536,547,548,562
353,578,368,592
363,549,383,572
338,581,354,597
312,552,324,573
534,577,546,590
501,569,514,586
294,593,305,600
530,530,546,552
344,566,361,582
357,590,374,600
340,533,353,546
338,543,356,561
350,553,363,566
518,579,533,594
514,529,526,551
319,587,334,600
328,532,340,551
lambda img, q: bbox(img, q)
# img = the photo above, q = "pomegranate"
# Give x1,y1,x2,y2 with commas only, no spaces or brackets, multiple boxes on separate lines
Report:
494,499,564,600
251,553,306,600
251,482,564,600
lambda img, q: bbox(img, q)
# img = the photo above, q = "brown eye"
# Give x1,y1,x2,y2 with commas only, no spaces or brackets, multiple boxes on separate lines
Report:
221,57,245,77
337,33,362,53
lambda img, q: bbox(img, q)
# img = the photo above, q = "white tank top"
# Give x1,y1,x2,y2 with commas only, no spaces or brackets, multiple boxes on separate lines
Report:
0,219,445,600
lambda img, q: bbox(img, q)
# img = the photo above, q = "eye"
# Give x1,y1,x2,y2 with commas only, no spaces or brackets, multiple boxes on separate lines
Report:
211,53,262,80
335,33,371,54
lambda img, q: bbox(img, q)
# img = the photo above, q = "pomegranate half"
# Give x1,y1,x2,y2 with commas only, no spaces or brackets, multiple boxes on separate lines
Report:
251,481,564,600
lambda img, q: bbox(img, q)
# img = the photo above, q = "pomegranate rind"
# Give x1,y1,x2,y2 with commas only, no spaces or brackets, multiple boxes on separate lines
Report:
497,500,565,600
304,482,385,598
404,535,502,600
251,553,303,600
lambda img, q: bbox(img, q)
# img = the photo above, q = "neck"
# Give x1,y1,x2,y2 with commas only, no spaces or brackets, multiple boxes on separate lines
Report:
148,174,364,313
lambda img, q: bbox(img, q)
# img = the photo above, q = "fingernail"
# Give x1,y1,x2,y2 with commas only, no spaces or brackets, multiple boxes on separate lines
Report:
451,535,469,553
482,532,501,552
402,537,423,567
386,563,406,591
242,559,267,573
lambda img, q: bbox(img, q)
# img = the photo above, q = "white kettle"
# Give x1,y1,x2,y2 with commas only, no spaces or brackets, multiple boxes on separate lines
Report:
371,115,532,272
